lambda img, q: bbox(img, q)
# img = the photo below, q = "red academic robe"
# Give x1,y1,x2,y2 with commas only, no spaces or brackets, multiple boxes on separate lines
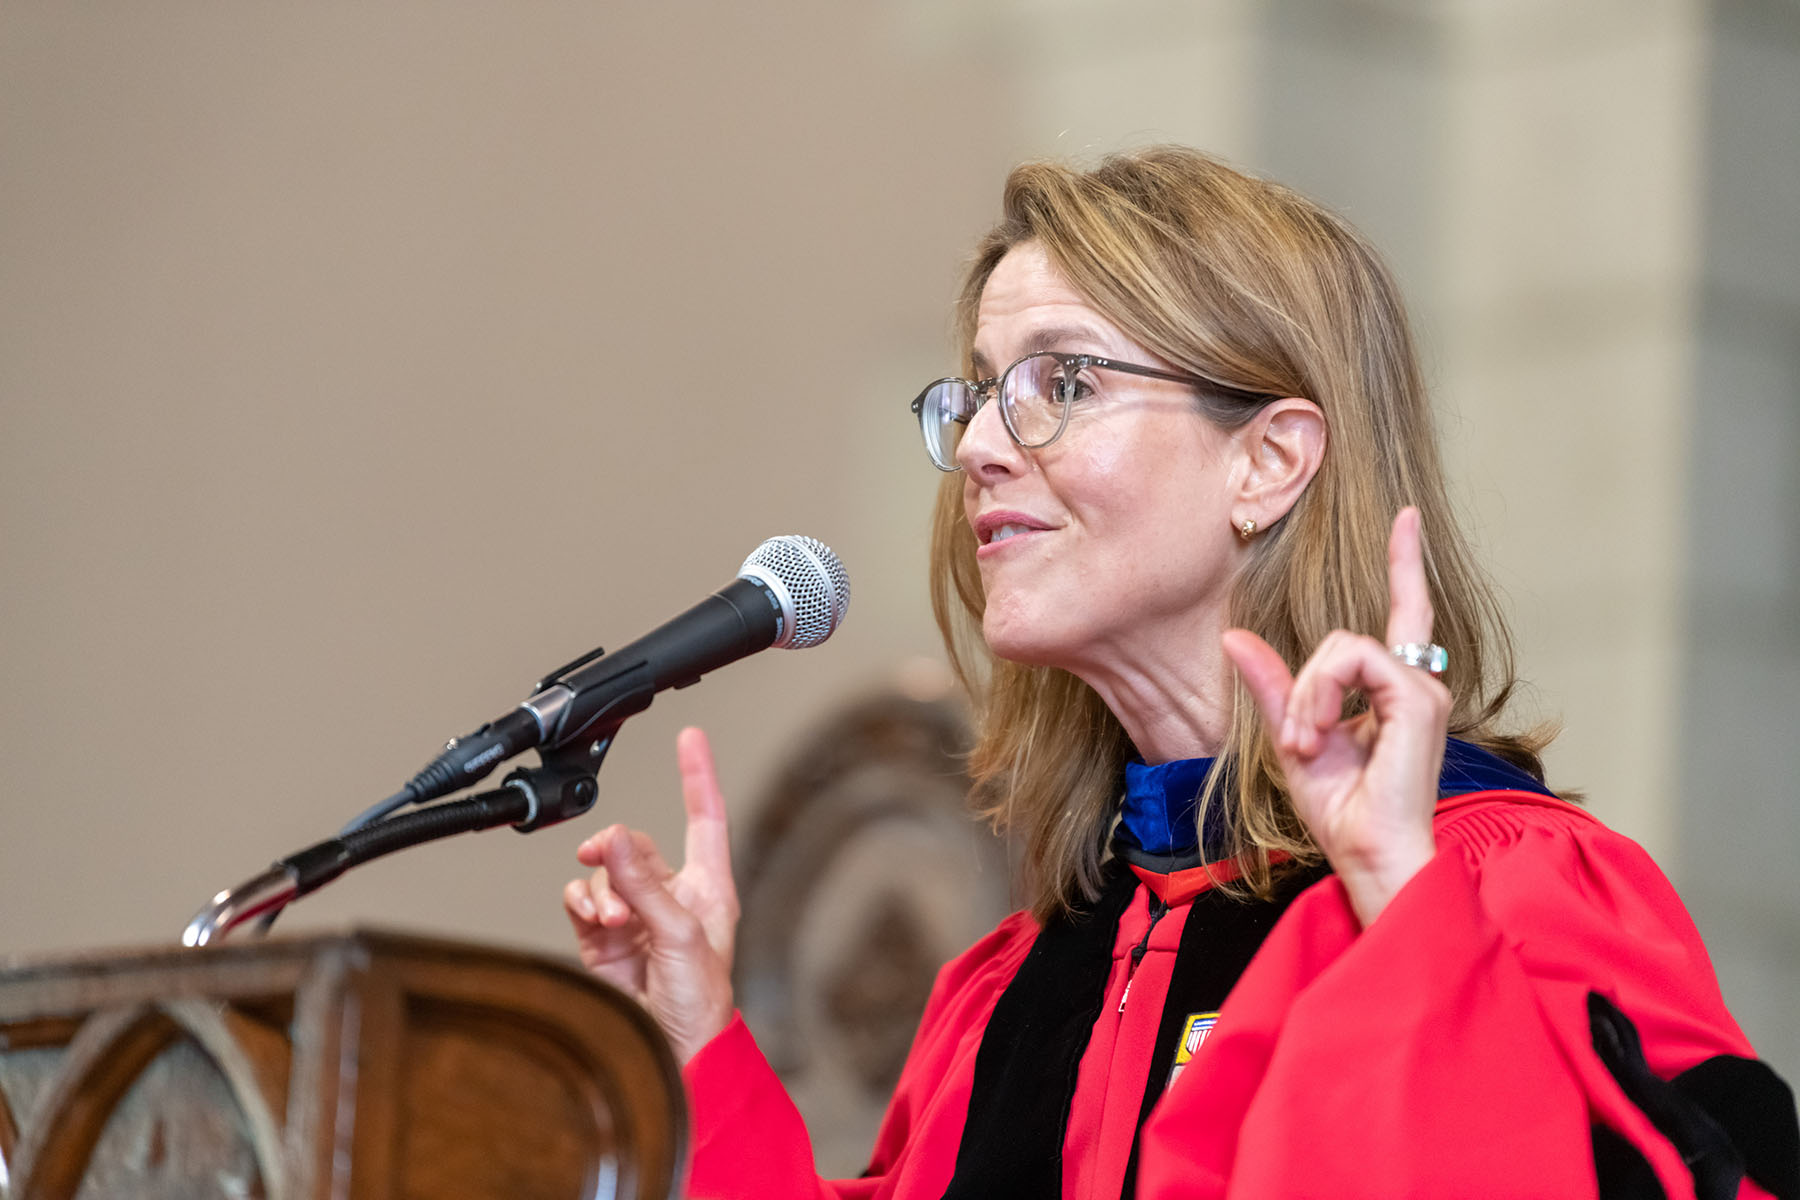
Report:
682,791,1779,1199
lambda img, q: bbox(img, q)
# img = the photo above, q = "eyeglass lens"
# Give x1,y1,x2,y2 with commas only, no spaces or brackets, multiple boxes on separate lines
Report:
916,353,1081,470
1003,354,1073,447
918,379,976,470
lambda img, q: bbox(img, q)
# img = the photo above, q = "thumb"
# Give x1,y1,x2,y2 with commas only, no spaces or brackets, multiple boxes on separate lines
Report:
601,830,705,947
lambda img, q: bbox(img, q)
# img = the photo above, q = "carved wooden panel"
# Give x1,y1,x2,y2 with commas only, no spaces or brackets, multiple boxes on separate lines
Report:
0,931,683,1200
732,686,1014,1176
68,1033,265,1200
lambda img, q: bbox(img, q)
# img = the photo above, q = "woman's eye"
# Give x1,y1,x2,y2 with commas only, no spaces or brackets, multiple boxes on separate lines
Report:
1056,371,1098,404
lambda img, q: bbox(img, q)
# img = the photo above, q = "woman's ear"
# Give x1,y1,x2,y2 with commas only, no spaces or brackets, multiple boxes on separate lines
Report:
1233,398,1326,529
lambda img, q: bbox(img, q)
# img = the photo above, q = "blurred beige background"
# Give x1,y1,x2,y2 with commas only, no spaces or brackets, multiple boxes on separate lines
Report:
3,0,1796,1090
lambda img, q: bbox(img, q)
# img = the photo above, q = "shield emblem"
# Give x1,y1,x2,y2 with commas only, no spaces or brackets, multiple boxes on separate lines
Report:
1167,1011,1220,1088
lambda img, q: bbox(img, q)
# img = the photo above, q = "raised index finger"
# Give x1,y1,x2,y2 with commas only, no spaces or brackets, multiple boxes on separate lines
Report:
676,726,731,876
1384,506,1435,649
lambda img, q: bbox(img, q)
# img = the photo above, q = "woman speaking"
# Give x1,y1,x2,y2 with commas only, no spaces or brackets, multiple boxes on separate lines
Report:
562,148,1796,1199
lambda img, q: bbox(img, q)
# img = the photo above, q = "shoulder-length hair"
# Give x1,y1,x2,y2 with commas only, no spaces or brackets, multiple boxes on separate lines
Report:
929,147,1554,921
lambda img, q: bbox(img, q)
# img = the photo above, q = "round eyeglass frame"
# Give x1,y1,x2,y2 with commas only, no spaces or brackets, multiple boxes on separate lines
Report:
909,350,1271,472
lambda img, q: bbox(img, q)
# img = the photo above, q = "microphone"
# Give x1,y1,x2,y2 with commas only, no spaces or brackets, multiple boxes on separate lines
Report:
383,535,849,816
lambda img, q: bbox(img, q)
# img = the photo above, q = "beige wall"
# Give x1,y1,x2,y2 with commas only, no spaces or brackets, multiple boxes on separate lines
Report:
4,0,1795,1077
0,0,1002,956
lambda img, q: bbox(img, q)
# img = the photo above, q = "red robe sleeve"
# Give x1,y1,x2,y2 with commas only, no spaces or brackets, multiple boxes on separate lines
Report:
1134,793,1769,1200
681,910,1040,1200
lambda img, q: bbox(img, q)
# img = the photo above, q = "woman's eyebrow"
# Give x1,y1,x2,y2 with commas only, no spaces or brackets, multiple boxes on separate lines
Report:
1025,323,1112,355
970,323,1114,377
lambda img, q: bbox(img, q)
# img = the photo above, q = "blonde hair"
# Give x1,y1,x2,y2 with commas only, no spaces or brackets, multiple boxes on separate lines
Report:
929,147,1553,920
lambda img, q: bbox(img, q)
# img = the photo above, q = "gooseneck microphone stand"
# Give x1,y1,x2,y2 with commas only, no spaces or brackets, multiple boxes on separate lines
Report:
182,724,625,948
181,534,851,948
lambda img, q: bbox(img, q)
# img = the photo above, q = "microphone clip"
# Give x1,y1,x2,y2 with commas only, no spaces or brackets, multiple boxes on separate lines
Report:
532,644,608,693
503,733,613,833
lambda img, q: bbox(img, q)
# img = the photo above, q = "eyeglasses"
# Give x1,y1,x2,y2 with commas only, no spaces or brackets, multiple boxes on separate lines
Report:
909,350,1265,472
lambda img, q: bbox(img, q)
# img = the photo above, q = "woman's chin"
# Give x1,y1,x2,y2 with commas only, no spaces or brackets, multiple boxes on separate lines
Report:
980,613,1074,669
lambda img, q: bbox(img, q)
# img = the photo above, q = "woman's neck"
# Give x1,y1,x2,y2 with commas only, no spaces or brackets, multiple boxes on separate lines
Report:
1067,628,1234,764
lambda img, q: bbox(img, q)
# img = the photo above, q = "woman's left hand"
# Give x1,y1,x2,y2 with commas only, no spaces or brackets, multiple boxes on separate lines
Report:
1221,507,1450,927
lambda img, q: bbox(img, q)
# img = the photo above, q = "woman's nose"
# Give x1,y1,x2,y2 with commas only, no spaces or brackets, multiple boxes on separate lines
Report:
954,395,1026,479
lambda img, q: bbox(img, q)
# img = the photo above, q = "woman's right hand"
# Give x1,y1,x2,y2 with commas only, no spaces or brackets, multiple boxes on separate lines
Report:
562,726,739,1063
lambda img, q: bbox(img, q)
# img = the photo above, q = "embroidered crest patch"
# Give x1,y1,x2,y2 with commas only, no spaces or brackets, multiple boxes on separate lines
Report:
1167,1011,1220,1087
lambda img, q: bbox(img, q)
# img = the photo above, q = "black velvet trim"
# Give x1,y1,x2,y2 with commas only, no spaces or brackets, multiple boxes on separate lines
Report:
1589,992,1744,1200
1118,864,1329,1200
1593,1123,1669,1199
1674,1054,1800,1199
940,864,1138,1200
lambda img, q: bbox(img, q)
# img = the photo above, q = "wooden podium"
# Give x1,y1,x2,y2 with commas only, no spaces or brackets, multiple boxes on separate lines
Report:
0,930,686,1199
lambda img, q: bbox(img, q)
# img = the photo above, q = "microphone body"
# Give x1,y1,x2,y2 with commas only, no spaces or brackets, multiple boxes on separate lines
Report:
400,535,848,806
523,573,787,750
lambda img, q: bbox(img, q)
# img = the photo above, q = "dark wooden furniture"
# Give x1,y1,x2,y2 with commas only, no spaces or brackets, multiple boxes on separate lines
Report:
0,930,685,1200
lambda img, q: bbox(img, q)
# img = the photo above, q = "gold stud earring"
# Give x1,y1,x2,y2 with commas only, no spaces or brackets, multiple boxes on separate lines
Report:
1237,519,1257,540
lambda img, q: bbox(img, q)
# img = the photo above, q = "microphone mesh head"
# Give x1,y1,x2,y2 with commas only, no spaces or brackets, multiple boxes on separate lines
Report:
739,535,850,649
